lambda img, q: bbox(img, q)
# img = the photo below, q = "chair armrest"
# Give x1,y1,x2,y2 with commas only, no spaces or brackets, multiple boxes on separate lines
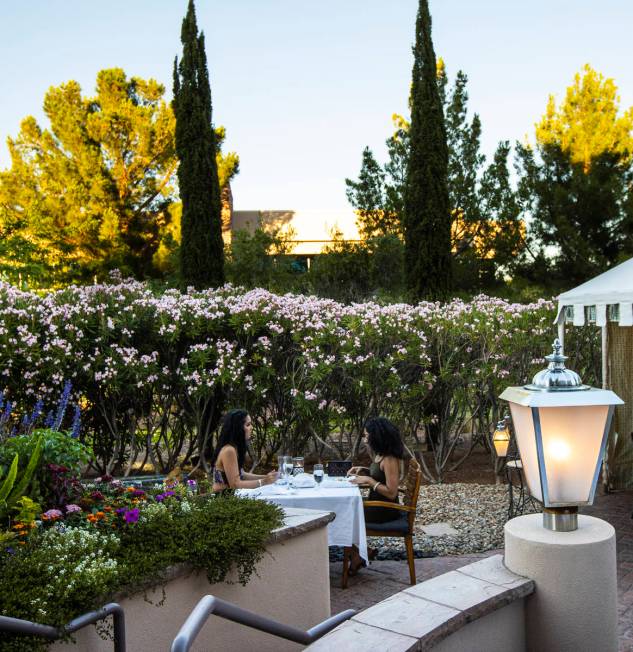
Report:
363,500,415,512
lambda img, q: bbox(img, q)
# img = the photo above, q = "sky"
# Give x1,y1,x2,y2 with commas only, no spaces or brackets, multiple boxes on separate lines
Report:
1,0,633,217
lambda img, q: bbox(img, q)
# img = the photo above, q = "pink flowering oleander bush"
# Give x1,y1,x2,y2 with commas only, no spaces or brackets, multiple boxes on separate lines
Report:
0,277,599,480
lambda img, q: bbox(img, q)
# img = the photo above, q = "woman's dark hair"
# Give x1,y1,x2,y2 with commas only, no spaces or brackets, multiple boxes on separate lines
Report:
365,417,404,459
211,409,249,469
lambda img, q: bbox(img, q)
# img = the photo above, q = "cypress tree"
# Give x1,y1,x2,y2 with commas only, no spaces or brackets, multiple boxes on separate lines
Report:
173,0,224,289
403,0,451,300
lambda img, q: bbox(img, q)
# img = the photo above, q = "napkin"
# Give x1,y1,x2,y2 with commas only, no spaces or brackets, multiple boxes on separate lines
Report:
290,473,316,488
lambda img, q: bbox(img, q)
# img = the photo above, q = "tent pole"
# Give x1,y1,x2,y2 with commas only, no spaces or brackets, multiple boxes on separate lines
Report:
601,326,608,389
557,321,565,354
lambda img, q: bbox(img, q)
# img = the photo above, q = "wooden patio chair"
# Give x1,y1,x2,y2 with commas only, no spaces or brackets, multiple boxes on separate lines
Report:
342,458,422,587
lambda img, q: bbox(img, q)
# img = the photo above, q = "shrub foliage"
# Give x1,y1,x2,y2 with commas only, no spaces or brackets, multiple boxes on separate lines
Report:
0,279,598,481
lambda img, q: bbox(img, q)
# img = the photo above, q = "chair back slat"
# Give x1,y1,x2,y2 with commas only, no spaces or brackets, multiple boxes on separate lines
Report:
403,458,422,528
403,458,421,506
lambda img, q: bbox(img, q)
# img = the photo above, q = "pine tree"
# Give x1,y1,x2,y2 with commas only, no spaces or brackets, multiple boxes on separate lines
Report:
173,0,224,289
345,147,394,239
403,0,451,301
517,65,633,287
0,69,177,284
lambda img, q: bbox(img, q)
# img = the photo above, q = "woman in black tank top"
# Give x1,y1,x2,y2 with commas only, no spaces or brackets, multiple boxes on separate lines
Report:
348,417,405,574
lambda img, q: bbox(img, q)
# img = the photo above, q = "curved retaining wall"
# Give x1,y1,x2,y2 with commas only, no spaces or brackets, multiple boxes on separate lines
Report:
306,554,534,651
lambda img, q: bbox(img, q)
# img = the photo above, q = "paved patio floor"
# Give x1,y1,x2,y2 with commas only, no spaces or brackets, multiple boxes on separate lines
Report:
330,489,633,651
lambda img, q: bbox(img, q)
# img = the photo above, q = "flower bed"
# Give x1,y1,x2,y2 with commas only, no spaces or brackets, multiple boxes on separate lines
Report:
0,476,283,652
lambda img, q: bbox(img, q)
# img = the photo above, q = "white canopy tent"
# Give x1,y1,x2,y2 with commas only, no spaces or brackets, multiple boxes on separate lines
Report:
556,256,633,489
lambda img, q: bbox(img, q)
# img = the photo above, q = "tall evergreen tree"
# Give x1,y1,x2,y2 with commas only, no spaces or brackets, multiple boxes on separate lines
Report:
173,0,224,289
403,0,451,300
347,66,524,293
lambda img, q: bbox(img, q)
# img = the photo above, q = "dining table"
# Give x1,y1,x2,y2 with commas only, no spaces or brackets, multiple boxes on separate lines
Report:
238,476,368,562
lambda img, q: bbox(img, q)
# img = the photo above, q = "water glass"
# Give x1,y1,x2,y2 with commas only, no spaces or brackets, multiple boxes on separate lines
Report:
292,457,304,476
313,464,324,489
277,455,286,484
278,455,292,485
283,456,294,482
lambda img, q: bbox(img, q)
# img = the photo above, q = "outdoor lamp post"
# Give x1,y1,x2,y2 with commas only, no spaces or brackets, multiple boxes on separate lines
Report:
500,338,623,532
492,420,511,458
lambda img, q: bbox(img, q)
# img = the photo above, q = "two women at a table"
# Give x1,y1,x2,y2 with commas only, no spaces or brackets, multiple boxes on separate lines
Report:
211,410,406,576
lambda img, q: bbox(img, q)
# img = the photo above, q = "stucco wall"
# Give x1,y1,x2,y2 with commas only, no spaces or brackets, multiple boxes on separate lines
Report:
53,515,331,652
431,599,526,652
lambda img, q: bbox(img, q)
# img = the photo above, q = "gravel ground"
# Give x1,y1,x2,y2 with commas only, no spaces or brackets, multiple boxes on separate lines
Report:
330,482,540,562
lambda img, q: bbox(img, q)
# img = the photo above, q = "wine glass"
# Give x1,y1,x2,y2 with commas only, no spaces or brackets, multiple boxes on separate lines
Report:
313,463,324,490
292,457,304,476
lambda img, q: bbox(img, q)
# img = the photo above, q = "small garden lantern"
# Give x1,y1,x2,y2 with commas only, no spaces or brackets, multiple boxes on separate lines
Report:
492,420,511,457
500,339,623,532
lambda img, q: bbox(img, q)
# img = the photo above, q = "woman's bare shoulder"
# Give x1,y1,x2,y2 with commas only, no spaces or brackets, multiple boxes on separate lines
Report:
217,444,237,464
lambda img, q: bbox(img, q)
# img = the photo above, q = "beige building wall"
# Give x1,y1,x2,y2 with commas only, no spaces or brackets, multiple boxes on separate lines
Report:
231,209,361,255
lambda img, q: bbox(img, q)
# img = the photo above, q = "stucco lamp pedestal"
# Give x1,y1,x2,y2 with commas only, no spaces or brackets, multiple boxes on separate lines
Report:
504,513,617,652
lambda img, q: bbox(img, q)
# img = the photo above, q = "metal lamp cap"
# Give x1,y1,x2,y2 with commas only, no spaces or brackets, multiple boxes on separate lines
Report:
524,339,589,392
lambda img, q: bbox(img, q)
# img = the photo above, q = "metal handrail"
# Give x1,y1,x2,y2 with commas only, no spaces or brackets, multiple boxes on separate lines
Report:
0,602,126,652
171,595,355,652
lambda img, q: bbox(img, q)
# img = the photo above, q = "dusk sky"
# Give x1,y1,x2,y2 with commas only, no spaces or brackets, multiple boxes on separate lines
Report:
1,0,632,215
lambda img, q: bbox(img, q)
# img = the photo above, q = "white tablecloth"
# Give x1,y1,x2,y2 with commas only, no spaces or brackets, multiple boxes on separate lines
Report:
238,481,368,561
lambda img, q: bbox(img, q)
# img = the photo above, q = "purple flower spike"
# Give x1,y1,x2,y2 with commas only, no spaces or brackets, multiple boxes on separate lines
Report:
53,380,72,431
70,403,81,439
30,398,44,424
1,401,13,426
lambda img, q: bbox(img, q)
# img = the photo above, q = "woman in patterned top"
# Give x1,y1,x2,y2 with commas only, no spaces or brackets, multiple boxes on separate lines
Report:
211,409,277,492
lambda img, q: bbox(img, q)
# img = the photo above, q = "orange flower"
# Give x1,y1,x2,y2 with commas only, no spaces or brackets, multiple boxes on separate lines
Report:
12,523,26,530
95,511,106,520
126,487,136,493
87,514,97,523
103,506,113,512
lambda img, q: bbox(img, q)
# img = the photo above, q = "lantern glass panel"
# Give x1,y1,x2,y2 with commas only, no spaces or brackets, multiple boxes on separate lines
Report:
509,403,543,502
492,426,510,457
493,437,509,457
537,405,608,505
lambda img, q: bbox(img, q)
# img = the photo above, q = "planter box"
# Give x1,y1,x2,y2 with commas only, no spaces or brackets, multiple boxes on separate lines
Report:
53,507,333,652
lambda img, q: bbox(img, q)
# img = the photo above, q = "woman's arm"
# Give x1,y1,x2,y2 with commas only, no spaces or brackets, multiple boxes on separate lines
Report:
352,456,400,500
219,447,275,489
243,470,277,482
